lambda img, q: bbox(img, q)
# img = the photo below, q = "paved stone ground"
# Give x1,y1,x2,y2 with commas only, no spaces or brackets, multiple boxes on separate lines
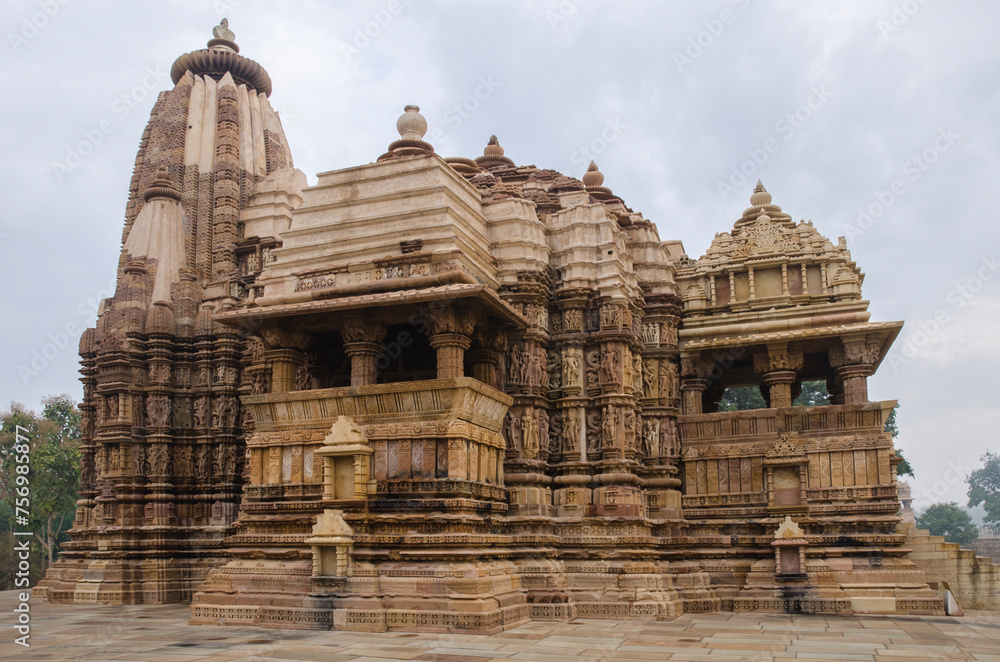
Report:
2,592,999,661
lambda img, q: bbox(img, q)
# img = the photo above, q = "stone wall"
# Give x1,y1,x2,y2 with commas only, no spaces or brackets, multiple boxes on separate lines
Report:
969,537,1000,564
904,525,1000,610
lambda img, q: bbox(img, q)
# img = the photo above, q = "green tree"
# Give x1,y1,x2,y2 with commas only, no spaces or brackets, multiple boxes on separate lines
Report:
719,379,828,411
0,395,81,586
718,384,914,477
883,404,913,477
967,451,1000,526
793,380,829,407
917,502,979,545
718,385,765,411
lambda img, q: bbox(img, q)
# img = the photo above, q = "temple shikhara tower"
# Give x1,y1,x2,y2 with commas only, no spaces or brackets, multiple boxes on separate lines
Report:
40,21,985,631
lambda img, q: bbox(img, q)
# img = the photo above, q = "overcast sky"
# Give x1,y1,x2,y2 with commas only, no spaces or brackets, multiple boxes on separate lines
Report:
1,0,997,509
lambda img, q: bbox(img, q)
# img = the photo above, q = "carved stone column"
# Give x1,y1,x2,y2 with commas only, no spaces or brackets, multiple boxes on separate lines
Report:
829,337,879,405
341,318,386,387
826,375,845,405
680,379,705,414
267,348,305,393
428,334,470,378
429,306,476,379
262,329,310,393
467,324,506,388
680,356,711,415
835,364,872,404
754,345,804,408
346,341,382,386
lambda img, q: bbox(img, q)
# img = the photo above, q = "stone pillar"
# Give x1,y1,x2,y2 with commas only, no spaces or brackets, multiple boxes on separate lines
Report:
754,345,803,408
344,342,382,386
680,356,711,415
429,334,471,378
429,305,476,380
828,337,879,405
826,375,845,405
468,347,501,386
762,371,797,408
680,378,708,414
468,323,506,389
834,364,871,404
342,318,386,387
267,348,305,393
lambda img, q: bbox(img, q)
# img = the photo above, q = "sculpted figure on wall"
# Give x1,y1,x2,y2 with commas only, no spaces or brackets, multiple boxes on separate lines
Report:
659,360,676,402
149,444,171,476
132,445,147,475
563,408,580,454
586,348,600,390
537,409,549,455
600,347,620,385
623,409,636,452
632,353,643,392
548,411,562,453
586,409,601,452
563,308,582,332
642,419,658,457
528,346,545,387
563,350,580,387
600,304,621,329
659,418,679,457
601,406,618,448
147,395,171,428
642,322,660,345
521,410,537,458
193,397,209,429
546,350,561,390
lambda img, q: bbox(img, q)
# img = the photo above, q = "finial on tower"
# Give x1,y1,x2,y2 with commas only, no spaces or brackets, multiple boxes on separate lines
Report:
582,160,605,188
208,17,240,53
396,105,428,141
750,180,772,206
143,168,181,202
485,135,503,157
736,180,795,230
475,135,514,168
582,161,617,201
378,105,434,161
172,17,272,95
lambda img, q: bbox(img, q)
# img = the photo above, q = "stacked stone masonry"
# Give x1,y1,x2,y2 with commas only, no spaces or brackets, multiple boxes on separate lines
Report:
36,21,1000,631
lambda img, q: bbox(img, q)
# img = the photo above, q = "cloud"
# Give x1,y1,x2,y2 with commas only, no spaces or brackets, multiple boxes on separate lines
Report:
1,1,998,508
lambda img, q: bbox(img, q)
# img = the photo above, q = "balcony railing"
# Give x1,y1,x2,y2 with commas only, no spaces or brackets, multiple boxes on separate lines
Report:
243,377,512,433
678,401,895,443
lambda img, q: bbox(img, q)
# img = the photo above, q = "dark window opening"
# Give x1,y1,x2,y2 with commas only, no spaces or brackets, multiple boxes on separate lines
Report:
376,324,436,383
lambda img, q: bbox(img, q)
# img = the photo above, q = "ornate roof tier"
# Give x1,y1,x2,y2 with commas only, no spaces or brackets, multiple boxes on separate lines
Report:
170,19,273,96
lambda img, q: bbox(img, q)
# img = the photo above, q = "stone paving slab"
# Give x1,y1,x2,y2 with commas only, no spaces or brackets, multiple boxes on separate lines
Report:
1,592,998,661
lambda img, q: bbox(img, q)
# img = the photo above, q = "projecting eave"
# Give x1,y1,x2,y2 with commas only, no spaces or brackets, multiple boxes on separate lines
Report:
679,320,904,373
213,282,529,332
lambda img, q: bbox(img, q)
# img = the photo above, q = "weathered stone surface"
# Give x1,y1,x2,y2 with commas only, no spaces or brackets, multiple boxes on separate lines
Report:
38,20,1000,632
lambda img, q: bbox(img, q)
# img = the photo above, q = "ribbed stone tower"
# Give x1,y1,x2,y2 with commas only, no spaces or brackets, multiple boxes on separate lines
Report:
35,20,306,604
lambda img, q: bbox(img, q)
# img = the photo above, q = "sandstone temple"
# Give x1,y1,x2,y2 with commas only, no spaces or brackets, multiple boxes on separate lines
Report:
36,21,998,632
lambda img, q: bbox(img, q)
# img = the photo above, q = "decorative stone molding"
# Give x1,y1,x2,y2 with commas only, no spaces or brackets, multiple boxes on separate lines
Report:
772,516,807,578
314,417,374,501
304,509,354,578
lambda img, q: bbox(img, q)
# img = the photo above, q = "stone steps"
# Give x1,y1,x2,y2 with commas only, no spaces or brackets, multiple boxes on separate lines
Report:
902,524,1000,610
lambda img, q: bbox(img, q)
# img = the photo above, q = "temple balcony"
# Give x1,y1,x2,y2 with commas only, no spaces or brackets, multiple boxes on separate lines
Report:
678,400,900,521
239,377,513,511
